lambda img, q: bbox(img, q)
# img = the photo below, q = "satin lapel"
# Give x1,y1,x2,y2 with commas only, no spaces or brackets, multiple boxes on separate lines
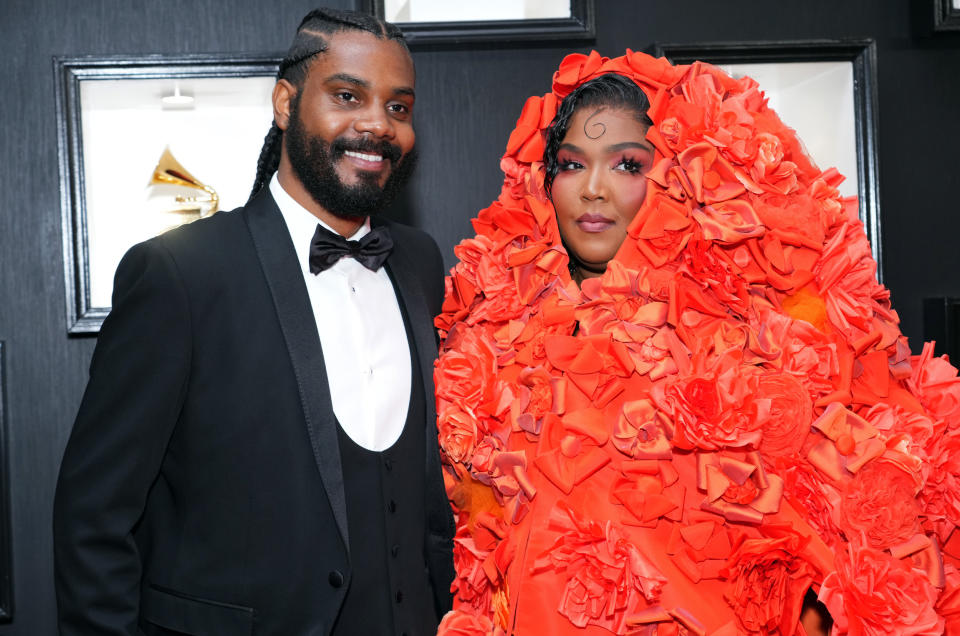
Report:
380,226,438,438
379,220,453,540
243,191,349,549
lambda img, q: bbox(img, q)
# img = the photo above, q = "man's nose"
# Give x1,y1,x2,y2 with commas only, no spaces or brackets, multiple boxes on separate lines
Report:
354,105,395,138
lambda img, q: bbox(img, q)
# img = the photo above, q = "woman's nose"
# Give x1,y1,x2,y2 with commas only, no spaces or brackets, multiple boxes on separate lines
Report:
581,167,607,200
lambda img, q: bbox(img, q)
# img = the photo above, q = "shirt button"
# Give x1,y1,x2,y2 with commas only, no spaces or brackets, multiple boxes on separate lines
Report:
391,544,399,557
388,500,397,513
395,590,403,603
384,458,394,471
351,286,356,293
328,570,344,588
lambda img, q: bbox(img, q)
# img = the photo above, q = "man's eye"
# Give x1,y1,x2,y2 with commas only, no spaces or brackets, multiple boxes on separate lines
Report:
388,103,410,115
335,91,357,102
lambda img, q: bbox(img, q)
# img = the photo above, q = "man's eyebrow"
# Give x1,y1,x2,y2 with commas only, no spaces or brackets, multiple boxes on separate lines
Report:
324,72,369,88
324,73,415,99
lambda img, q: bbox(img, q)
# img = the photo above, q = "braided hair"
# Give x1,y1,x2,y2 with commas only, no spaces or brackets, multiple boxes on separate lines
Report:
248,8,408,202
542,73,653,198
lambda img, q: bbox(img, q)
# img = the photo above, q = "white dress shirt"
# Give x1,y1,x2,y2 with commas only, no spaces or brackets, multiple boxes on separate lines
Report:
270,175,411,451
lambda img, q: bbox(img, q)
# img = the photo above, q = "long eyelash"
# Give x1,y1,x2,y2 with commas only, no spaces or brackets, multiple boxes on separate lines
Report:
618,155,642,172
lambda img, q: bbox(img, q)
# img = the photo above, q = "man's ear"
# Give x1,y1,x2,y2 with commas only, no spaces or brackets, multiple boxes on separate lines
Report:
273,79,296,131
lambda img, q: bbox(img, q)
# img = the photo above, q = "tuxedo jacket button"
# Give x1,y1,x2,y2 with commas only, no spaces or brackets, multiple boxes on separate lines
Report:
328,570,344,588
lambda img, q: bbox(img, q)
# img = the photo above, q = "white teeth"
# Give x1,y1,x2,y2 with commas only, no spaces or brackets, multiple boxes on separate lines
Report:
345,150,384,162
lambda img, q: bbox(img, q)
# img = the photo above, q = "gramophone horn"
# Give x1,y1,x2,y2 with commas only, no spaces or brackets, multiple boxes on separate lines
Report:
148,146,219,216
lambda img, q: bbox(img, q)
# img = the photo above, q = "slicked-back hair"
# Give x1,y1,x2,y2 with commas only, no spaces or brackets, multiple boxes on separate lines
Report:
543,73,653,197
248,8,409,202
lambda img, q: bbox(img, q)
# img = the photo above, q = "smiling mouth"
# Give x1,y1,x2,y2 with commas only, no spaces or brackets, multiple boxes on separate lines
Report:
342,150,388,174
344,150,384,163
576,213,614,233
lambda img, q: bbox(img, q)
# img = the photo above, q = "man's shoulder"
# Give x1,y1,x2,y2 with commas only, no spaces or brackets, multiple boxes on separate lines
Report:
378,218,443,272
159,204,249,250
142,193,278,268
377,217,437,248
119,201,262,282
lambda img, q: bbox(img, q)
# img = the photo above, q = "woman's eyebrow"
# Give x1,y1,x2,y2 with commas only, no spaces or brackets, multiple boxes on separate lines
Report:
606,141,653,153
558,142,583,154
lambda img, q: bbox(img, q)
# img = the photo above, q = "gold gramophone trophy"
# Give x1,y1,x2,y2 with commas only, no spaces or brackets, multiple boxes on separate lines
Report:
147,146,219,232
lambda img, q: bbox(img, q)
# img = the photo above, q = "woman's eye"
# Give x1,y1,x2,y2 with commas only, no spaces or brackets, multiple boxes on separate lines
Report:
616,158,642,173
559,159,582,171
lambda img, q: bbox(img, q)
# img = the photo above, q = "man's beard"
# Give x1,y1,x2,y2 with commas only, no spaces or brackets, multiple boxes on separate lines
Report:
284,96,417,219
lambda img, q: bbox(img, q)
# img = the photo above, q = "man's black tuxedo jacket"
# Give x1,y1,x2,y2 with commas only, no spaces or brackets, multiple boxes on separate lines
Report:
53,189,455,635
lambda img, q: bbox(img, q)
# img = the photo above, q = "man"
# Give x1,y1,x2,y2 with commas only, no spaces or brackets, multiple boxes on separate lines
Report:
53,8,454,635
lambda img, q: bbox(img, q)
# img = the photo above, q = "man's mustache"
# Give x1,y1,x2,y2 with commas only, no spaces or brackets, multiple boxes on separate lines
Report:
330,137,403,163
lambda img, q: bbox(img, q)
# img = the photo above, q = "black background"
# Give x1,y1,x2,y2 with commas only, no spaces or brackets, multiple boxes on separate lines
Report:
1,1,958,632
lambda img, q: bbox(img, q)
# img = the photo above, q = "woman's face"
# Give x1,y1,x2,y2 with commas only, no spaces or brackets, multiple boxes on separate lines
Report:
551,106,654,280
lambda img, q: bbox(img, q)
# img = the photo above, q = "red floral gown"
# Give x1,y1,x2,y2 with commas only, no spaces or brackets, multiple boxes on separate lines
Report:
434,51,960,635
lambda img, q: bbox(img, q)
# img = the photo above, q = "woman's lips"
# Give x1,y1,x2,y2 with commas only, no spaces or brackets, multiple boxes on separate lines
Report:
576,213,615,233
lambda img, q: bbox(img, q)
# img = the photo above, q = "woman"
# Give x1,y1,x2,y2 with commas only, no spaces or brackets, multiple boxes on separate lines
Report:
435,51,960,635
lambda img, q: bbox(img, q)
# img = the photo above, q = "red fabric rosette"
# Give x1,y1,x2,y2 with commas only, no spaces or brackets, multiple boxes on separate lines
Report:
820,545,944,635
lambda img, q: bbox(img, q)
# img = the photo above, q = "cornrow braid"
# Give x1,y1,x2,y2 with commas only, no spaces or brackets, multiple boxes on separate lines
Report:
247,7,408,202
248,123,284,202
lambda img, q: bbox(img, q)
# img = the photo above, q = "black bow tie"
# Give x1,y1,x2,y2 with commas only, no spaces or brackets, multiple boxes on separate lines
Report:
308,223,393,274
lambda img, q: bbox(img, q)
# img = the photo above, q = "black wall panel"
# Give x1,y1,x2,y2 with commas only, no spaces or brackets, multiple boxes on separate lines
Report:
0,1,957,633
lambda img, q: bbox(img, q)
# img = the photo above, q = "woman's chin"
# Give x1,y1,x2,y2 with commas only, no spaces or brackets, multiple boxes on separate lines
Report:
570,249,616,270
569,256,612,280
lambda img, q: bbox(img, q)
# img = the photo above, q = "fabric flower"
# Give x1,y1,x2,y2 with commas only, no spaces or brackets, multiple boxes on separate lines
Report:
779,458,844,548
532,502,667,633
697,449,784,524
911,341,960,424
451,525,497,612
820,545,944,635
552,51,607,98
629,192,694,267
504,95,552,164
655,357,765,451
439,405,480,464
722,532,819,635
437,608,501,636
436,325,502,423
754,372,814,459
838,459,922,550
612,399,672,460
921,425,960,541
677,239,750,314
